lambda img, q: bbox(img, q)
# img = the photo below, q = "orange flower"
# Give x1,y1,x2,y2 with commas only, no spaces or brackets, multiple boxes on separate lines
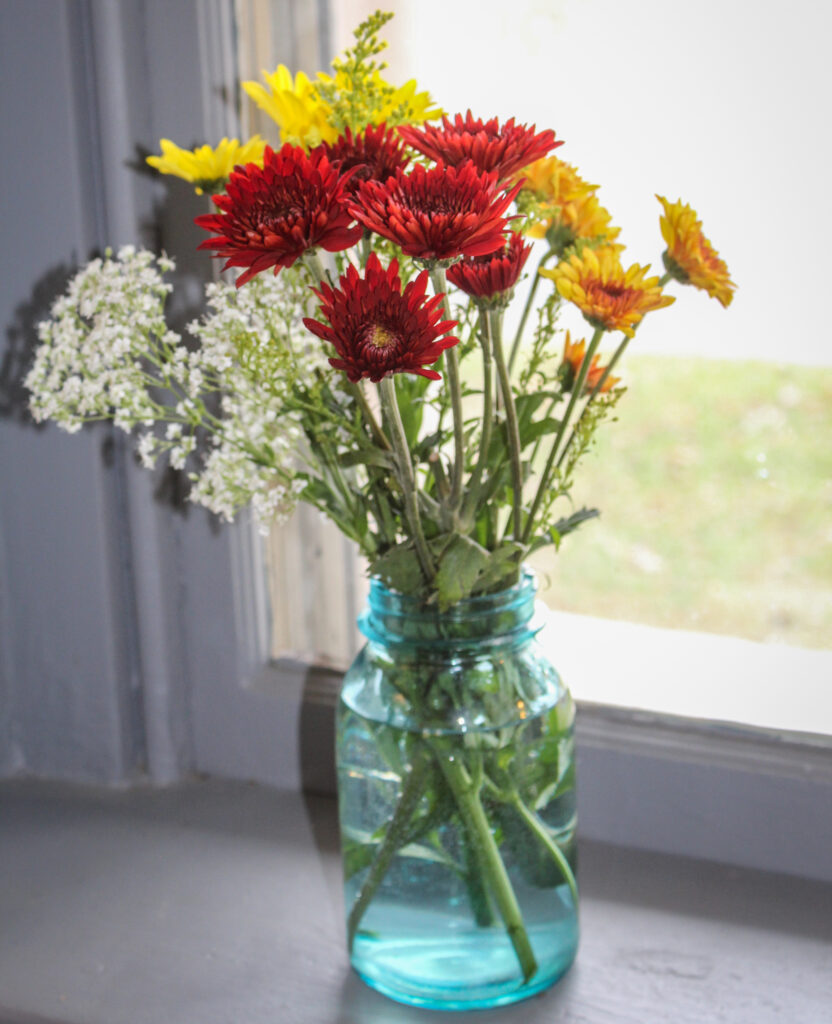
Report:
543,246,674,337
559,332,619,394
657,196,735,307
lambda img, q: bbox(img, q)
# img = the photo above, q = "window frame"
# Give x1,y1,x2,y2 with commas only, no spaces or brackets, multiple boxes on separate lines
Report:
5,0,827,884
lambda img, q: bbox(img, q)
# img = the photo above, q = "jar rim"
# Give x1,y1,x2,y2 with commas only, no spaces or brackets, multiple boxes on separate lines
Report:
368,566,537,618
360,567,540,650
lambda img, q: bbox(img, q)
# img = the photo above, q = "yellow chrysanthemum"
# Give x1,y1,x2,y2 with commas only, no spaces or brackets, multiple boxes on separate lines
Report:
146,136,267,194
560,193,620,244
242,66,336,147
657,195,736,307
522,155,597,205
518,155,618,247
542,245,675,337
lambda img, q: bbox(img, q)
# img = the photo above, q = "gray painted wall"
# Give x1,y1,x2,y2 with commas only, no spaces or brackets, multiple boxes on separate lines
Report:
0,0,239,784
0,0,333,790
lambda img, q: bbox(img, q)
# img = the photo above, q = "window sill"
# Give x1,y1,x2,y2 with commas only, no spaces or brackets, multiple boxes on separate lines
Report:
539,607,832,735
0,778,829,1024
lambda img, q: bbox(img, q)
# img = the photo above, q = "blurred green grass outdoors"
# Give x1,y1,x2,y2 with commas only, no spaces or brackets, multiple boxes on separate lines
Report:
528,355,832,651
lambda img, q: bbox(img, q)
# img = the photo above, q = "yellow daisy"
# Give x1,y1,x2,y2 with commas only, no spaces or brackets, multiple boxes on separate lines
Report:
657,195,736,307
242,66,336,147
542,246,675,337
146,136,267,194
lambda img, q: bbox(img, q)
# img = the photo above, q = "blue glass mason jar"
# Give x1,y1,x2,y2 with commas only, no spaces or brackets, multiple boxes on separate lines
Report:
336,570,578,1010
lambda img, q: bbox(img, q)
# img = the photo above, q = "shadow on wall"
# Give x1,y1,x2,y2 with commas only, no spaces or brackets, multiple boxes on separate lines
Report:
0,263,74,426
3,152,224,521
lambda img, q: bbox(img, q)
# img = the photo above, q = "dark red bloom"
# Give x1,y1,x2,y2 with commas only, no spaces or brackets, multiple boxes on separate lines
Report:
447,231,532,303
315,123,410,194
302,253,459,382
349,161,522,262
195,143,363,285
398,111,561,182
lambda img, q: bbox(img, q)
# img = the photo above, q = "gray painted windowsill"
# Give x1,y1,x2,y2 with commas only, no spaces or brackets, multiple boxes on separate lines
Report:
0,779,829,1024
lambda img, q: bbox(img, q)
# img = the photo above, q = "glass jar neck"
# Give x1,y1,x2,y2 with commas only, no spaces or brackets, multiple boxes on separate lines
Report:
359,569,540,652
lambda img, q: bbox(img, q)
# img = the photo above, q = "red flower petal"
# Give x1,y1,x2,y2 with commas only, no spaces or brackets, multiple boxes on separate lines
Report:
349,161,521,262
447,231,532,301
399,111,561,182
195,143,362,285
305,252,459,382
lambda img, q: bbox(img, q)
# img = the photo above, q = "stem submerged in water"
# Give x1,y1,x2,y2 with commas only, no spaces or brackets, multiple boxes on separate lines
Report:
434,747,539,983
346,745,432,950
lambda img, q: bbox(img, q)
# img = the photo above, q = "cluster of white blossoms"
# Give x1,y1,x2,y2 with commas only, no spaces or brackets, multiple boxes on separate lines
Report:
181,272,330,527
26,246,334,530
26,246,176,433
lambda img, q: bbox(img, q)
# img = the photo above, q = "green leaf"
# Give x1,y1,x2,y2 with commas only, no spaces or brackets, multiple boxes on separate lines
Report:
412,430,444,463
395,375,431,447
339,448,395,469
368,542,425,595
472,541,527,595
435,534,492,611
519,416,561,447
552,506,600,536
528,507,600,553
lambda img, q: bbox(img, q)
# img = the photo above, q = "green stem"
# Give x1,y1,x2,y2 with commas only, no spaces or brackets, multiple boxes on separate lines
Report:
348,381,391,450
553,273,674,476
318,437,356,518
435,750,538,983
301,248,326,286
529,393,560,468
429,266,465,512
463,833,496,927
460,312,493,527
555,332,631,472
379,376,435,581
523,326,604,543
347,746,432,950
511,796,579,908
490,310,524,543
429,452,450,502
507,248,555,374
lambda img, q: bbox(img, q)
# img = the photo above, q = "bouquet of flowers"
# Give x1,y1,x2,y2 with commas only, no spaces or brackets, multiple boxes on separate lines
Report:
25,10,734,1009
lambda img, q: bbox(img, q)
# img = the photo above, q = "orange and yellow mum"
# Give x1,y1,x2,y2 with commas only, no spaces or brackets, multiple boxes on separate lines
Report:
543,245,674,337
559,332,620,394
657,196,735,307
518,155,620,247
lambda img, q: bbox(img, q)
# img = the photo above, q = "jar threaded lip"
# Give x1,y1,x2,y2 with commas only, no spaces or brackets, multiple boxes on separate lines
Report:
361,568,540,650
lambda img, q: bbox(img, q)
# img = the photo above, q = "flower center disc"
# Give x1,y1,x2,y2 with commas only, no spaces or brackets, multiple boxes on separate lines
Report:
367,324,397,349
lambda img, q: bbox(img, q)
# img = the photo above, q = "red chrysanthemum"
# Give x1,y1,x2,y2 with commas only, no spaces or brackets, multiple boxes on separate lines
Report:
349,161,521,262
398,111,561,182
302,253,459,383
447,231,532,303
315,123,410,194
195,143,363,285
